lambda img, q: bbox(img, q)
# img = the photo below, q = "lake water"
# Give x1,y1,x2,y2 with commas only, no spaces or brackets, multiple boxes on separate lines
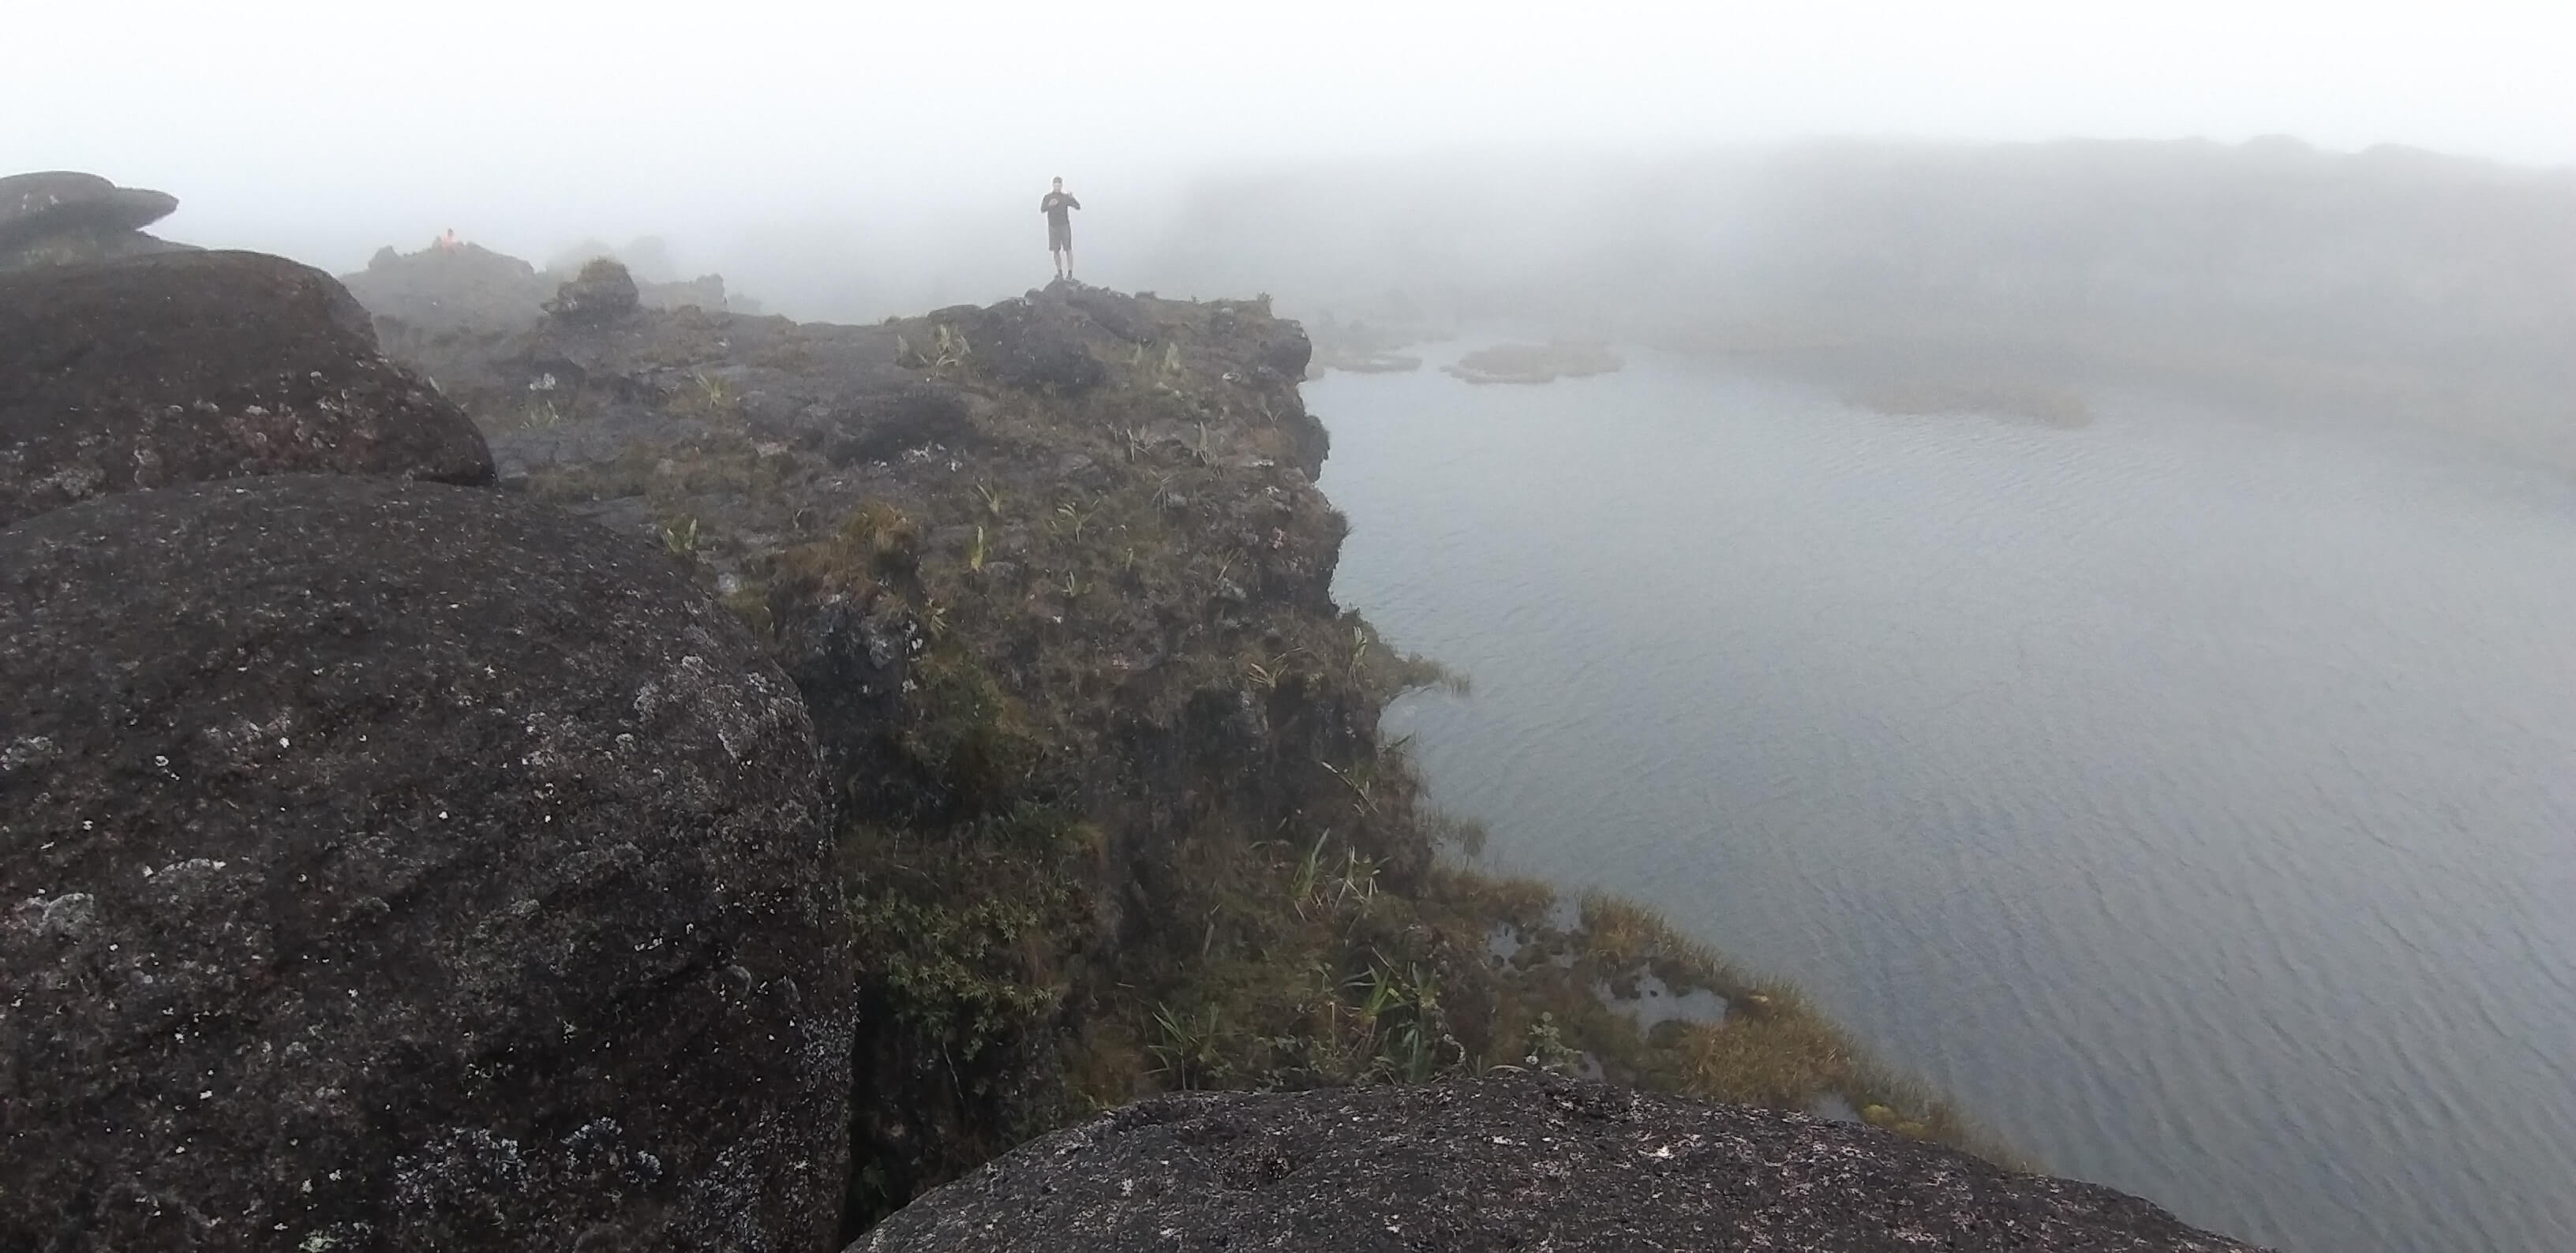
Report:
1308,346,2576,1253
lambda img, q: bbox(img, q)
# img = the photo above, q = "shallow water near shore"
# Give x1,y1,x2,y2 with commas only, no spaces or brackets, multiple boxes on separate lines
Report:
1309,344,2576,1253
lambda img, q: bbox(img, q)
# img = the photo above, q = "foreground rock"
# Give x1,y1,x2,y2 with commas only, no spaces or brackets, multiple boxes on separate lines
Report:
856,1075,2263,1252
0,249,493,526
0,475,849,1251
0,170,182,270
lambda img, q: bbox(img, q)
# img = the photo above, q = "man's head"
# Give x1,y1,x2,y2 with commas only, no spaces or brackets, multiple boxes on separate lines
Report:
1052,178,1063,190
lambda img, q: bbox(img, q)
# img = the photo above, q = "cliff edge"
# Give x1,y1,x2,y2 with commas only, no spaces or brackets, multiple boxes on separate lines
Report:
346,253,2260,1248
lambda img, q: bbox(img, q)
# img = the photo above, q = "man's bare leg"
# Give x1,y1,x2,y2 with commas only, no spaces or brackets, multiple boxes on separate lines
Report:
1063,247,1074,282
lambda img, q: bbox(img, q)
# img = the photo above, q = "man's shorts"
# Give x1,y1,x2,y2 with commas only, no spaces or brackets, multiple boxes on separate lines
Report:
1049,219,1073,251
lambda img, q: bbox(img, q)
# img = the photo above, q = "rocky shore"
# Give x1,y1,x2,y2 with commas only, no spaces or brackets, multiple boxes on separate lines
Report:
0,175,2264,1251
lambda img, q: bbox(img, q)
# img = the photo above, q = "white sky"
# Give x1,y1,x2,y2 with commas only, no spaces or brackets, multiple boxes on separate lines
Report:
6,0,2570,275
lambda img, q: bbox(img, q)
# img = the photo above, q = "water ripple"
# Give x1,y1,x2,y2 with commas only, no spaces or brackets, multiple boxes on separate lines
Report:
1316,353,2576,1253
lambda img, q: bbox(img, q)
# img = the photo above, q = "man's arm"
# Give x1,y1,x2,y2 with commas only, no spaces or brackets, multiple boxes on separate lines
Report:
1067,196,1082,210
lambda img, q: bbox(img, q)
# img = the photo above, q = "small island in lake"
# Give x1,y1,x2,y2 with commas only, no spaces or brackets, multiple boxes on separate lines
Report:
1443,340,1626,384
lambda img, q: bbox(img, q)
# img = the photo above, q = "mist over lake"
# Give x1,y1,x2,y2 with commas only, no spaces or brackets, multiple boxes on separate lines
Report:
1315,346,2576,1253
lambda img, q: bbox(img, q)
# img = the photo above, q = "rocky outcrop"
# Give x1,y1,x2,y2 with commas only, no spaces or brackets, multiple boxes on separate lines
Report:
345,241,557,332
0,475,851,1251
547,257,644,326
856,1075,2266,1252
641,271,743,313
0,249,493,526
343,246,745,335
944,297,1106,396
0,171,182,270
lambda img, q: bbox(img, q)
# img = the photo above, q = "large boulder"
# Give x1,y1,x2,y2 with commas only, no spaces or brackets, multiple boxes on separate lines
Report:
0,475,852,1251
854,1075,2265,1252
956,296,1108,395
547,257,644,327
0,249,494,526
0,171,181,270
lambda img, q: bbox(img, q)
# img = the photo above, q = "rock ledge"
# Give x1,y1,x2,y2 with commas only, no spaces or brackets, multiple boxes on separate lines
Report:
855,1075,2265,1252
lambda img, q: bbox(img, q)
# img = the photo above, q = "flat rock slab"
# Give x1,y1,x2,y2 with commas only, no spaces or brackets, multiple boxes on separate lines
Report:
0,249,492,526
0,475,848,1251
854,1075,2265,1253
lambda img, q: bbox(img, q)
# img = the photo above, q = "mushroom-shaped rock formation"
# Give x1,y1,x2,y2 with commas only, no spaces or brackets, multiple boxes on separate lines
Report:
0,475,852,1251
853,1075,2267,1253
0,170,183,269
0,249,494,526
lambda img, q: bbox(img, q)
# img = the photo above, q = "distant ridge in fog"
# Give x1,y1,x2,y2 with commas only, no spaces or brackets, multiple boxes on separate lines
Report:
1132,137,2576,465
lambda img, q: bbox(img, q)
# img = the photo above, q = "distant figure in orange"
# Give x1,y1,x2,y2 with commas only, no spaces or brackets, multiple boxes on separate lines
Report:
436,228,461,252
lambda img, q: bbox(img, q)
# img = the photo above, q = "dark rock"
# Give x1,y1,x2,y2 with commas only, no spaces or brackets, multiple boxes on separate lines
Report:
805,383,972,466
0,475,851,1251
0,249,494,526
0,171,182,270
957,299,1107,395
548,257,643,326
1058,284,1154,343
1246,318,1313,380
853,1075,2264,1253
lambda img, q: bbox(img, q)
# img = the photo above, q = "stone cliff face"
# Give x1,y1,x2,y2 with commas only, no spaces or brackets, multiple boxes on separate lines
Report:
378,267,1398,1227
365,256,2059,1242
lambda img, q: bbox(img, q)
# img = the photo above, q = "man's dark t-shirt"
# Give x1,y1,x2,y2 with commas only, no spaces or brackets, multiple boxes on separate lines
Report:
1042,191,1080,249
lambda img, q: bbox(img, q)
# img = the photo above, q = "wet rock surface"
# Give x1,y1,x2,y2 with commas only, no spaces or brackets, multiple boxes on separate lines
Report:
855,1075,2265,1252
0,249,493,526
0,475,849,1251
0,170,182,270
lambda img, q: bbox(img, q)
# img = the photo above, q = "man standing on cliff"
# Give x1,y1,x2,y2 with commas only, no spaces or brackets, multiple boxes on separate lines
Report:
1041,177,1081,282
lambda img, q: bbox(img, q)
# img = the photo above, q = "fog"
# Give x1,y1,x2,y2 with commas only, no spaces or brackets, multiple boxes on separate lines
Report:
9,0,2574,319
16,6,2576,1253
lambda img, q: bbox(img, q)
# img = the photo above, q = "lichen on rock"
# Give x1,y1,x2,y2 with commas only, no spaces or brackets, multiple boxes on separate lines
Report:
0,475,850,1251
